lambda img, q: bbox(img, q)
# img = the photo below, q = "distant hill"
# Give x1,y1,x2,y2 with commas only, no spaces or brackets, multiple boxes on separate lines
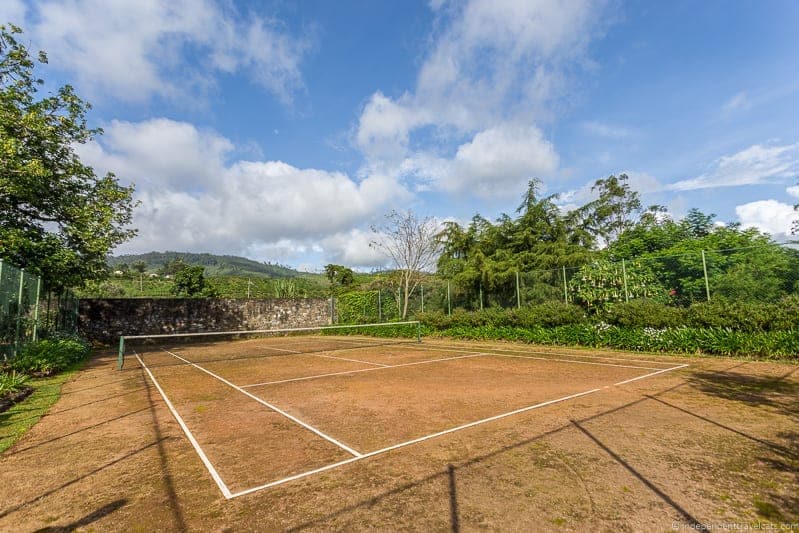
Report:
109,251,317,279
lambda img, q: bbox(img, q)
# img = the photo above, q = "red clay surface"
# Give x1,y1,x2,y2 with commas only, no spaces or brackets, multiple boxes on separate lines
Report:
1,338,797,531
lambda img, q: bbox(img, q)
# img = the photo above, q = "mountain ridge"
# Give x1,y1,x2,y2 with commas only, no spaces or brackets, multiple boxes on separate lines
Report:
109,251,317,279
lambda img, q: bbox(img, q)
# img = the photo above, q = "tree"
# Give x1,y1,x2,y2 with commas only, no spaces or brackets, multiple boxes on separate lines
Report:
371,210,441,319
132,260,147,274
573,174,641,246
324,264,354,293
171,265,217,297
0,25,136,291
159,258,187,276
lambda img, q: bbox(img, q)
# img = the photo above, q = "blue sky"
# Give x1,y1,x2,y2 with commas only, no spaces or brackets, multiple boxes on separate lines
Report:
4,0,798,271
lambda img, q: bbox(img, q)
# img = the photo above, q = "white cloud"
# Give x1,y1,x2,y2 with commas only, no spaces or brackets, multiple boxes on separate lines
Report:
787,185,799,199
18,0,310,103
735,199,797,237
669,143,799,191
0,1,27,27
722,91,749,114
581,120,633,139
353,0,606,194
80,118,409,262
321,229,387,269
444,124,558,196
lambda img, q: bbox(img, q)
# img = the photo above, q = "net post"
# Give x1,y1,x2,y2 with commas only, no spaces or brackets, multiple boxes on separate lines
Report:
117,336,125,370
416,321,421,343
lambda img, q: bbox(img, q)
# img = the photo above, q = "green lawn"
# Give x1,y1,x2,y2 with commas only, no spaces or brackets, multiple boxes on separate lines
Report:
0,363,84,454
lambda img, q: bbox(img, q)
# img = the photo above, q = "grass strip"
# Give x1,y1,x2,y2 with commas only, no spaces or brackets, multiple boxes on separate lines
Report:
0,361,85,454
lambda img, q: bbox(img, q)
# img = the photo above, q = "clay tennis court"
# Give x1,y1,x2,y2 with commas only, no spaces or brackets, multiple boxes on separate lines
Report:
131,332,688,498
1,335,797,530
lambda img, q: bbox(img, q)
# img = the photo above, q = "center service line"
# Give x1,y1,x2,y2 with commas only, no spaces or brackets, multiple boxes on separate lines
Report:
162,348,363,458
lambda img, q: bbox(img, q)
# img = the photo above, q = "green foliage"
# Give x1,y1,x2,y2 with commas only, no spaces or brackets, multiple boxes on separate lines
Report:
325,264,355,294
569,259,667,310
434,324,798,359
272,279,299,298
10,335,90,374
171,265,218,297
603,299,685,329
686,297,799,332
0,370,28,395
336,290,399,324
417,302,586,330
0,24,136,290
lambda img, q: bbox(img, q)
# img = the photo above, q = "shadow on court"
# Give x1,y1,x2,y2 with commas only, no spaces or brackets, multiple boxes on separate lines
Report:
287,360,798,530
141,367,188,532
33,499,127,532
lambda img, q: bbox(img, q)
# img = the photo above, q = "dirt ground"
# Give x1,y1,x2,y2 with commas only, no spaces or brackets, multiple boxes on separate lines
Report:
1,338,797,531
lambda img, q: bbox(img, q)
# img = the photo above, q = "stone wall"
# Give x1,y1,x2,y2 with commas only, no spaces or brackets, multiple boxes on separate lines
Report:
79,298,332,344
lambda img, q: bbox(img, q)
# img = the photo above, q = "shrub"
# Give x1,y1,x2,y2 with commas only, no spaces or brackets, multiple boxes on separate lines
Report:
512,302,587,328
603,299,685,329
0,371,28,396
11,335,90,375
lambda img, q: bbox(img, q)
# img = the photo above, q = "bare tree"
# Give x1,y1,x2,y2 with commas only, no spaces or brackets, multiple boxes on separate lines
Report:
371,210,441,319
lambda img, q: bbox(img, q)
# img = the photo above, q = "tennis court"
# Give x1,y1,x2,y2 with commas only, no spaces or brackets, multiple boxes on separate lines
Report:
125,324,687,499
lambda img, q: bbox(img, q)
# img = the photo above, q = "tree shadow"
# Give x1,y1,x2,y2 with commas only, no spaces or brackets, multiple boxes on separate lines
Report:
33,499,127,532
287,381,690,531
5,406,152,454
0,439,165,520
685,366,799,418
570,420,705,528
141,367,188,532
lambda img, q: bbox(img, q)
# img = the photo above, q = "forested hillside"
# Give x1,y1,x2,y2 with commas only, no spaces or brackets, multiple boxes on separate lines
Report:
109,251,315,279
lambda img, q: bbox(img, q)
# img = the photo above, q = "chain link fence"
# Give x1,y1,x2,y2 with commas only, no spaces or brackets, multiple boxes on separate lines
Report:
0,259,79,359
333,244,799,322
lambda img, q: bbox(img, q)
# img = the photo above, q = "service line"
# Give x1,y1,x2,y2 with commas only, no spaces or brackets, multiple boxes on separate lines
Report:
162,348,363,458
241,352,487,388
230,360,690,499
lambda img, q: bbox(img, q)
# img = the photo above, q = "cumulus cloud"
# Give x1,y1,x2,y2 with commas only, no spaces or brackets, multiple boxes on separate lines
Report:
79,118,408,263
403,124,558,197
669,143,799,191
354,0,606,195
735,199,797,237
15,0,310,103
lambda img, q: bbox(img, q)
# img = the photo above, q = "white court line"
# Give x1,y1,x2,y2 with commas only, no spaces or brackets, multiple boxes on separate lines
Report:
241,353,487,388
135,352,233,499
313,353,389,367
430,340,680,366
612,364,689,386
488,352,664,371
228,387,601,498
400,343,663,371
163,348,363,458
229,360,691,498
190,340,390,368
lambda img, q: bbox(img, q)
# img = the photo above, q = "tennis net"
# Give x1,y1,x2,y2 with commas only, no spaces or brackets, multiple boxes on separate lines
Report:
117,321,422,369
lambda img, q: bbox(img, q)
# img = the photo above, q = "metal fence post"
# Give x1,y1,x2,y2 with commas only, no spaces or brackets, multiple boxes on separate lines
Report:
562,265,568,303
32,277,41,341
622,259,629,302
378,289,382,322
479,283,483,311
447,281,451,316
701,250,711,301
515,271,521,309
14,269,25,357
420,284,424,313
